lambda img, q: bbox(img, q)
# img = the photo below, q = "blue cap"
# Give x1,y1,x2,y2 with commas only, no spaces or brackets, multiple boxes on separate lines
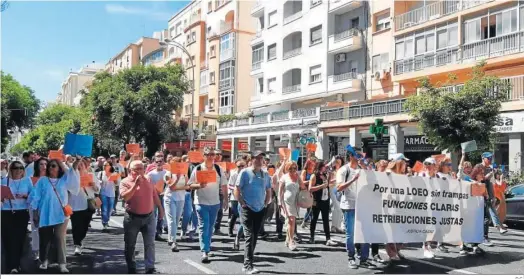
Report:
345,145,362,159
481,152,493,159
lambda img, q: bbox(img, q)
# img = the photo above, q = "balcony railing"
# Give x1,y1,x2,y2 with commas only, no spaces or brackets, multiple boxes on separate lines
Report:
284,11,302,25
219,120,233,128
282,84,301,94
333,71,357,82
395,0,492,31
271,110,290,122
236,118,250,126
462,32,523,61
219,78,234,90
251,1,263,14
334,28,358,42
292,108,316,119
252,30,262,41
200,84,209,95
253,113,268,124
320,99,407,122
220,48,235,62
219,106,233,115
394,47,459,75
252,61,262,71
430,76,524,101
283,47,302,60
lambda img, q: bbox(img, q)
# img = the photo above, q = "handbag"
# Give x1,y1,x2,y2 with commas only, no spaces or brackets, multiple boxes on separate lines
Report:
84,188,101,212
50,178,73,217
296,189,314,209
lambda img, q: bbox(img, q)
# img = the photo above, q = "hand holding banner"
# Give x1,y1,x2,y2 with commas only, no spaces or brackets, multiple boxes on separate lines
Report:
63,133,94,157
291,149,300,162
461,140,478,153
170,162,189,175
196,170,216,183
48,150,64,160
188,151,204,163
108,173,120,182
279,148,291,159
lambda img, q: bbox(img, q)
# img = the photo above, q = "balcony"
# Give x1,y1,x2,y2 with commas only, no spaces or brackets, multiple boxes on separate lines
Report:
394,0,492,31
251,30,263,45
328,72,362,92
251,1,264,16
200,60,208,70
219,77,234,90
320,98,407,122
220,48,235,62
217,107,320,132
393,47,459,75
200,84,209,95
462,32,524,62
329,0,362,14
252,61,262,71
328,28,361,53
220,21,234,34
283,48,302,60
283,11,302,25
282,84,301,94
219,106,233,115
426,76,524,101
188,13,201,28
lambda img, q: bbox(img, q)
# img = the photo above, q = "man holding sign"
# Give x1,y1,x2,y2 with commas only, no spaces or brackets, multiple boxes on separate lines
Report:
187,148,228,264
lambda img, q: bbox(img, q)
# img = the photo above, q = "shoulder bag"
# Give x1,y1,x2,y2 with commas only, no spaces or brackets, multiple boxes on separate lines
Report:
50,178,73,217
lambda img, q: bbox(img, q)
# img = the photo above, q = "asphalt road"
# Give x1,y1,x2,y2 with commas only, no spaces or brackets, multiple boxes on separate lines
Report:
5,206,524,275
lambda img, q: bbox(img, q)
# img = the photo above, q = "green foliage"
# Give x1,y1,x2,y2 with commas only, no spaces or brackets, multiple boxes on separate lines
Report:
80,65,187,157
405,62,509,153
508,171,524,187
1,72,41,152
217,114,236,123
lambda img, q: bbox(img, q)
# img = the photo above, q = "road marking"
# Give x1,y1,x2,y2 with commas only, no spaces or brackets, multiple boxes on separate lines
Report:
184,259,217,274
109,219,123,228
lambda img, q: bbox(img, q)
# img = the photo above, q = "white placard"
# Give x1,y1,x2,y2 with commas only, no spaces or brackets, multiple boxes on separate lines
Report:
354,170,484,244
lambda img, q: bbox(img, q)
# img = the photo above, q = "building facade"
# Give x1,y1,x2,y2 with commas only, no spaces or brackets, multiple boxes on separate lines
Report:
105,37,160,74
57,63,105,106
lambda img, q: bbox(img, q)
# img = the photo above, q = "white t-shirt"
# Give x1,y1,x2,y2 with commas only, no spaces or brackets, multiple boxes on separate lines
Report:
228,169,240,201
188,164,227,206
335,165,360,210
147,169,167,195
164,171,186,201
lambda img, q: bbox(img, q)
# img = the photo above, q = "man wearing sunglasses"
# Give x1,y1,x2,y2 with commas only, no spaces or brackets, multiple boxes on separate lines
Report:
235,151,271,274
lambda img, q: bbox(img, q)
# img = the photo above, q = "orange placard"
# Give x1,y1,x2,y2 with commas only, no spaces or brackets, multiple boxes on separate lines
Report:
48,150,64,160
188,151,204,163
216,162,227,171
108,173,120,182
268,168,275,176
412,161,424,173
155,179,165,194
31,177,39,185
227,162,236,171
80,174,93,187
279,148,291,159
163,163,171,172
196,170,217,183
126,144,140,154
170,162,189,175
432,154,447,164
306,143,317,153
0,186,14,200
471,183,486,197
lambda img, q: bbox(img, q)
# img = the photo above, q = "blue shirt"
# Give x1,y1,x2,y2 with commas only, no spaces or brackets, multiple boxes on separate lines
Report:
30,168,80,227
237,167,271,212
1,177,33,210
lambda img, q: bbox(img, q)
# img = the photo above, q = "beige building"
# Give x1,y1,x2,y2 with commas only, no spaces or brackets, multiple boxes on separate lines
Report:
105,37,160,74
57,62,105,106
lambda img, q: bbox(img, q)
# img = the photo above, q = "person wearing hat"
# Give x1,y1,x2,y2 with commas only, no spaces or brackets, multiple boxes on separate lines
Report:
336,145,371,269
235,151,271,274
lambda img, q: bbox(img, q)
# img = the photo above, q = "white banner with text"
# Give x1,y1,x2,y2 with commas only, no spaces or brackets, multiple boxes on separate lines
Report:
354,170,484,244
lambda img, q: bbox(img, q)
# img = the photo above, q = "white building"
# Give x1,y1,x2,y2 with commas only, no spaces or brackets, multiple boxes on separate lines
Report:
58,62,105,106
217,0,367,160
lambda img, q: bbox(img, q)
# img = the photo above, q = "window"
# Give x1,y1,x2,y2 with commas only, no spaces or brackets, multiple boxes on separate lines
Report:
267,43,277,61
351,17,360,29
176,22,182,36
208,1,212,12
256,77,264,94
219,90,234,114
210,72,216,84
267,77,276,93
219,61,235,89
220,33,234,54
372,53,389,73
169,27,175,38
191,31,196,42
268,11,278,27
309,65,322,83
209,98,215,110
252,44,264,64
375,13,390,32
186,34,191,44
210,46,216,57
144,51,164,66
310,25,322,45
200,71,208,86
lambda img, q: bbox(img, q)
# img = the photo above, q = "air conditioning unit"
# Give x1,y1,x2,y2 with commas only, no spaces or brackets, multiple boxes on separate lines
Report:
335,93,343,102
335,53,346,63
374,71,381,81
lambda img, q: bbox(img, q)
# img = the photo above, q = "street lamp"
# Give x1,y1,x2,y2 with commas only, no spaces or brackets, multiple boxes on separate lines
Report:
159,39,196,148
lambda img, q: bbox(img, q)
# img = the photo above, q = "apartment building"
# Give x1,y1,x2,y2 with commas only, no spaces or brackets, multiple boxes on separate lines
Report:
105,37,160,74
57,62,105,106
166,0,255,145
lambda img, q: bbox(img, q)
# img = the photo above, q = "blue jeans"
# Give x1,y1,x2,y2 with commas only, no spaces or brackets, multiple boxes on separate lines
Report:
164,195,185,243
101,195,115,225
236,203,244,240
154,194,164,235
488,203,502,227
195,203,220,253
182,192,198,235
343,209,369,261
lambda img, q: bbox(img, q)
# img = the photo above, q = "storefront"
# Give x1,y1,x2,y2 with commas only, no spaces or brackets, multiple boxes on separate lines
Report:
494,111,524,172
404,135,440,164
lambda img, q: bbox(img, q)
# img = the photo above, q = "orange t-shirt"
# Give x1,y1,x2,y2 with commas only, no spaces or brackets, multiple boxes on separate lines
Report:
493,181,506,200
120,176,156,215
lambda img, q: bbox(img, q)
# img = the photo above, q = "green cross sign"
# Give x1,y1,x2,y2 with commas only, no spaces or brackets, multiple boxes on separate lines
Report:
369,118,388,142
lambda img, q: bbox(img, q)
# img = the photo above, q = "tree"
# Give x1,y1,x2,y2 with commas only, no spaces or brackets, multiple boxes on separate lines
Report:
81,64,187,157
405,62,509,153
1,72,41,152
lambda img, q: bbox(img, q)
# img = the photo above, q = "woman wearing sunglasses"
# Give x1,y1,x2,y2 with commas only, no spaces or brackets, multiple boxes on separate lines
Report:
31,157,80,273
1,161,33,273
279,161,305,251
28,157,49,261
308,161,337,246
96,161,120,231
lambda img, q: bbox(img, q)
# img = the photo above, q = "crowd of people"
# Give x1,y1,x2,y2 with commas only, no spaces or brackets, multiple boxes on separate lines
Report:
0,145,511,274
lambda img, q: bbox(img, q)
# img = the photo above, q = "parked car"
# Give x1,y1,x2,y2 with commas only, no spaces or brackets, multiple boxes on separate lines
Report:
505,184,524,225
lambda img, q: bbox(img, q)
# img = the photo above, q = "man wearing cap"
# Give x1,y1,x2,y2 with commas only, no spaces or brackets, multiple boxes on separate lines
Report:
336,145,371,269
235,151,271,274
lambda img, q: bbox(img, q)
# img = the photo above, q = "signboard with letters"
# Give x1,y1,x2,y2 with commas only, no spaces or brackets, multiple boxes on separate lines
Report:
495,112,524,133
404,135,436,152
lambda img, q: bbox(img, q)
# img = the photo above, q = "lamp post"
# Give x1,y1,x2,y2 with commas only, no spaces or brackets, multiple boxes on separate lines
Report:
159,39,196,148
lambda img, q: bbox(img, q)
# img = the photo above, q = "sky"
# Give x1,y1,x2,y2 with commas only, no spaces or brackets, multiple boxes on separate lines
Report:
1,0,190,102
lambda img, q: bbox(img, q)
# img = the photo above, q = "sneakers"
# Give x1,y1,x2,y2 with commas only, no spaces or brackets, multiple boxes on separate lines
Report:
10,268,19,274
74,245,83,255
145,268,157,274
482,238,494,247
32,250,40,261
171,243,179,252
499,227,508,234
359,259,377,269
473,246,485,254
325,239,337,246
59,264,69,273
102,224,108,231
201,253,210,263
389,254,401,261
167,240,173,246
373,254,386,264
214,229,223,235
348,259,358,269
277,234,285,241
308,238,315,244
423,248,435,259
233,241,240,251
259,232,268,240
436,244,449,253
39,261,48,270
301,221,308,229
155,234,163,241
242,266,260,274
288,241,298,251
459,245,473,255
331,226,343,233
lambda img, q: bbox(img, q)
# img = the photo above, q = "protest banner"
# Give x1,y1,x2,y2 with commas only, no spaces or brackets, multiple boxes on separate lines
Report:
155,179,165,194
268,168,275,176
63,133,94,157
354,170,484,244
306,143,317,153
216,162,227,171
0,186,14,200
170,162,189,175
188,151,204,163
163,163,171,172
126,144,140,155
412,161,424,173
48,150,64,160
291,149,300,162
461,140,478,153
227,162,236,171
196,170,217,183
